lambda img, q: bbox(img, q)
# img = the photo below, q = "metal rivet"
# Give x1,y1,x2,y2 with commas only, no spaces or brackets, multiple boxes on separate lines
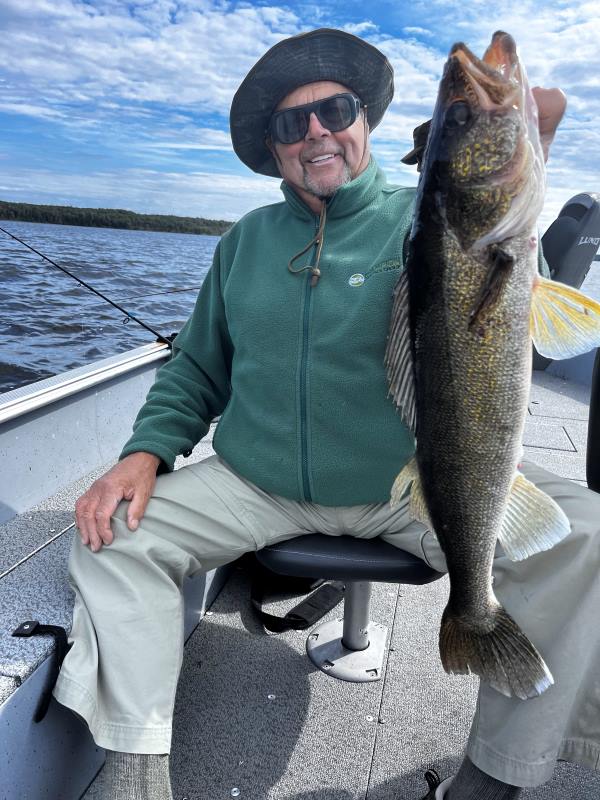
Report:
366,715,374,722
50,529,56,533
24,624,31,629
267,694,276,700
231,789,240,797
205,611,213,616
366,669,378,678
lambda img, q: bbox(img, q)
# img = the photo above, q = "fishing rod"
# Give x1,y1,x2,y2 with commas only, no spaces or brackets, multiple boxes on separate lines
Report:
0,225,174,346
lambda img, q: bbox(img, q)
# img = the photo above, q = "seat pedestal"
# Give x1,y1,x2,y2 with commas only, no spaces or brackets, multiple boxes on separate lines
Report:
256,534,443,683
306,580,387,682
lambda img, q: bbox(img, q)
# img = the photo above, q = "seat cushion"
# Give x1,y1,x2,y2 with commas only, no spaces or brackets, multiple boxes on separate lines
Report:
256,534,442,583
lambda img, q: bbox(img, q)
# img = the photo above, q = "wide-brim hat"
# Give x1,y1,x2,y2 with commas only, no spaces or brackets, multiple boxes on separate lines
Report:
230,28,394,178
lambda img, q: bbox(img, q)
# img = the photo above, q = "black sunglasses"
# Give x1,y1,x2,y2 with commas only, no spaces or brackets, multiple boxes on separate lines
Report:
268,93,364,145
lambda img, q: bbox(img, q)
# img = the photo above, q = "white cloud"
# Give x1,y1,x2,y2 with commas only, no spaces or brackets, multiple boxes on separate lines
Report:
0,102,66,120
139,127,233,151
142,141,232,151
342,21,378,35
402,26,433,38
0,1,301,113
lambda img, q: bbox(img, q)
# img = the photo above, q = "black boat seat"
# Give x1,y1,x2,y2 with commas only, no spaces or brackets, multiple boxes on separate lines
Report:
257,535,443,683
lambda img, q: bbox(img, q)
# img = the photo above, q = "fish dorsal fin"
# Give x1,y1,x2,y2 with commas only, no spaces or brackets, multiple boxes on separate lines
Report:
390,456,433,529
530,276,600,359
499,472,570,561
385,269,417,432
469,245,514,328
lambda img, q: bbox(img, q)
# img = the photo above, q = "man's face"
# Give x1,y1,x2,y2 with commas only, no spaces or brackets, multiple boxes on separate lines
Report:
268,81,370,210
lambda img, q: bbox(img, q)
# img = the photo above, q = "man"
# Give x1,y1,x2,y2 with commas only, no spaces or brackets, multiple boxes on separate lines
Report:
52,28,598,800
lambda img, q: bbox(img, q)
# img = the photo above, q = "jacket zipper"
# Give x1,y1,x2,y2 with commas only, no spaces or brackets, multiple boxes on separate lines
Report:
299,215,321,501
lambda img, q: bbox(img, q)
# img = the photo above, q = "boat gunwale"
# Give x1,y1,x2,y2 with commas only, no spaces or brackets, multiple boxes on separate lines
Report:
0,341,170,424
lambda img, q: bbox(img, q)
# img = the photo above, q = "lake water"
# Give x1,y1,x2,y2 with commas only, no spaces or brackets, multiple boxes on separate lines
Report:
1,219,599,395
0,221,218,394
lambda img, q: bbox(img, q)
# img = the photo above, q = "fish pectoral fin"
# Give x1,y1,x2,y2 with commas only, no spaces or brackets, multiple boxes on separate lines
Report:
469,244,514,329
390,457,433,528
530,276,600,359
385,269,417,433
390,457,418,507
499,472,570,561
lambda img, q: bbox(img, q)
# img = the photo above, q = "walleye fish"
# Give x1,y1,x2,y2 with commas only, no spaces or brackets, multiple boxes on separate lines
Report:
385,31,600,699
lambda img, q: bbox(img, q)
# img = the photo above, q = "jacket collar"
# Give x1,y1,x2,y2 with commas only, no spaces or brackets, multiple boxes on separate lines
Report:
281,157,386,221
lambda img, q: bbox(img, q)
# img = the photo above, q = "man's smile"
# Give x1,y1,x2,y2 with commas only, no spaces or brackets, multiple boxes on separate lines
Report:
304,153,342,167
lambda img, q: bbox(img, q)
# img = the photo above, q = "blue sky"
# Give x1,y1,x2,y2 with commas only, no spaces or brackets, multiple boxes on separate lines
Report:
0,0,598,230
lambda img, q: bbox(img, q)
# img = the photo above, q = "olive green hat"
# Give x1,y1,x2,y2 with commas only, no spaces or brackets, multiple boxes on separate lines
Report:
230,28,394,177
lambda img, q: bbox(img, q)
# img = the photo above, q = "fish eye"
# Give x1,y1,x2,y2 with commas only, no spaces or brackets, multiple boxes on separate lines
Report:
445,101,471,127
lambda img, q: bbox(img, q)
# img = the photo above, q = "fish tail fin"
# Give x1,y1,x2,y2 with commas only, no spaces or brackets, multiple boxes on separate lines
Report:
439,605,554,700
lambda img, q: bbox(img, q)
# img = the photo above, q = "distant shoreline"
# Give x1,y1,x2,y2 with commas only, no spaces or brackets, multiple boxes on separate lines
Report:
0,200,233,236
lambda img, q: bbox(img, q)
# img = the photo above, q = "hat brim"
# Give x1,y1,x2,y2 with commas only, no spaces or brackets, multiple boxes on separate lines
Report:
230,28,394,178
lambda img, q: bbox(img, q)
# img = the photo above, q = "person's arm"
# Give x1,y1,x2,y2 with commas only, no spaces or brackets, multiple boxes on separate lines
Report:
119,241,233,468
75,241,234,552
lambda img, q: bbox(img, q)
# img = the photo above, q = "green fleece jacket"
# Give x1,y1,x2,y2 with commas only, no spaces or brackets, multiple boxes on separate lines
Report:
119,158,550,504
120,158,418,504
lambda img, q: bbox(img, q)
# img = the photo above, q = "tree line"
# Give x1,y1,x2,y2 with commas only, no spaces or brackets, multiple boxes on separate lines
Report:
0,200,233,236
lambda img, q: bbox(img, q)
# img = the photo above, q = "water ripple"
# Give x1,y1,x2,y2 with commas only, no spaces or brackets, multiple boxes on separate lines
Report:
0,220,216,393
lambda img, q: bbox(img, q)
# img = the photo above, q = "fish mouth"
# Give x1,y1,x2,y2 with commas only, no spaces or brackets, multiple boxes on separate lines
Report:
483,30,517,74
435,31,545,247
449,32,521,112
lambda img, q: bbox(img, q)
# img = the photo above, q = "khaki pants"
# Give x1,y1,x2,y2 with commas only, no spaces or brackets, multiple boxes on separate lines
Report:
52,456,600,788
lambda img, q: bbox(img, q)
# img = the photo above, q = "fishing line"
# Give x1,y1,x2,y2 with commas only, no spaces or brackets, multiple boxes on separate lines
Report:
0,225,174,346
121,286,201,301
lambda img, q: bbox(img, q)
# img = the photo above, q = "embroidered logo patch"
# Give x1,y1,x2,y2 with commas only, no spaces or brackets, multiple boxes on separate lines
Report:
348,259,403,287
348,273,365,287
364,258,403,279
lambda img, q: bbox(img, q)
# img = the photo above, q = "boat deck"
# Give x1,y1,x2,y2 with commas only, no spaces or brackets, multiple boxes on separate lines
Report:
87,369,598,800
3,369,599,799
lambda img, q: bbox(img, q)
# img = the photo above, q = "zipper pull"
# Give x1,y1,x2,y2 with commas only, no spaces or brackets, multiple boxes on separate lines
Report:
310,267,321,287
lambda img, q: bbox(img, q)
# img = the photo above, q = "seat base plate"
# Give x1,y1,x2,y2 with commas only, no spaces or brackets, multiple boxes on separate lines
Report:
306,619,388,682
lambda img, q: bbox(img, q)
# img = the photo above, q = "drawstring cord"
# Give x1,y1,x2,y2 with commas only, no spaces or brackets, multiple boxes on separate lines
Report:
286,104,368,288
288,200,327,287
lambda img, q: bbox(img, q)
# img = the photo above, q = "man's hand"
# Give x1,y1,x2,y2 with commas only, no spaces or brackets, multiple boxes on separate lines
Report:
75,452,161,552
532,87,567,162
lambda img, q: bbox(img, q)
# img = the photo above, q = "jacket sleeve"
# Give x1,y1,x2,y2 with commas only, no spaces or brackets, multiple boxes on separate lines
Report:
119,241,233,470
